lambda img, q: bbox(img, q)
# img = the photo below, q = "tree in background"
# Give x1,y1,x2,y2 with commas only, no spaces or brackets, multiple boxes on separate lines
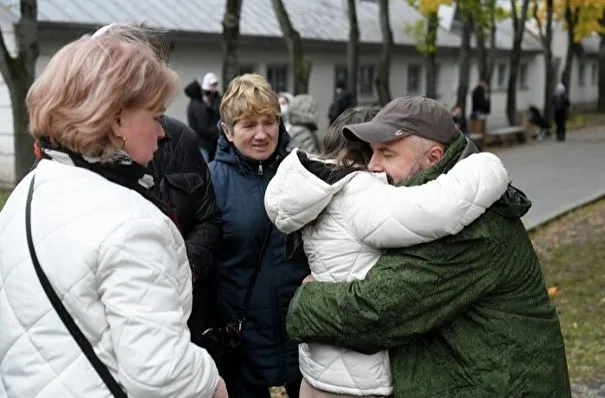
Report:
473,0,503,82
221,0,243,92
347,0,360,106
455,3,473,110
375,0,393,105
271,0,311,94
560,0,605,95
405,0,452,99
506,0,531,125
533,0,556,122
0,0,39,183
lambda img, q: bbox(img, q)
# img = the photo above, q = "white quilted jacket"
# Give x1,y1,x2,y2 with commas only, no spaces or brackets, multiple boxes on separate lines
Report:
264,150,510,396
0,160,219,398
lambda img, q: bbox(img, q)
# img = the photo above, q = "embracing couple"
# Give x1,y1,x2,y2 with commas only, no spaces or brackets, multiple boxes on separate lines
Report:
265,97,571,397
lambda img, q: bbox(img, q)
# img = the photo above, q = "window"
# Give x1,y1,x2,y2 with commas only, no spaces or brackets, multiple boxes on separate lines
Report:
239,65,255,75
359,64,375,97
578,62,586,87
518,63,528,89
266,64,289,93
496,63,507,88
334,64,348,86
407,64,422,93
591,62,598,85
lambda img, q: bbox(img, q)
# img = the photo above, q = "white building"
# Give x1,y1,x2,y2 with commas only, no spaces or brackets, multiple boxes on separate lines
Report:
0,0,599,187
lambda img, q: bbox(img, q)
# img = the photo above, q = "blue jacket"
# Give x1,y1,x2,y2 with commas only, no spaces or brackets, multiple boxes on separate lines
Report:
208,124,308,386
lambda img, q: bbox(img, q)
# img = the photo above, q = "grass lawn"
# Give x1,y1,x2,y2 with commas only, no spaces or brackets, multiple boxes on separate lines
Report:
0,189,8,211
531,198,605,383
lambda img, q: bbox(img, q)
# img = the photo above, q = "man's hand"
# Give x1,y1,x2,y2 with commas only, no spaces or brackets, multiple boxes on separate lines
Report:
303,274,315,284
213,377,228,398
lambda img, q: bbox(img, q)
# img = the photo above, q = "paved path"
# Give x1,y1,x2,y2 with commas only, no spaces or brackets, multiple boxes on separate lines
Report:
489,127,605,230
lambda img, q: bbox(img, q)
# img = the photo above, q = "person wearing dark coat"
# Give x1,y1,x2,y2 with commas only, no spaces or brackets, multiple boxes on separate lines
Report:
209,74,308,398
471,80,491,119
149,115,222,347
553,83,571,142
328,80,354,125
185,72,222,162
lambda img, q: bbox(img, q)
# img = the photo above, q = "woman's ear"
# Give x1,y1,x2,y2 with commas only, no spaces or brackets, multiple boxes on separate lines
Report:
221,122,234,142
110,109,124,137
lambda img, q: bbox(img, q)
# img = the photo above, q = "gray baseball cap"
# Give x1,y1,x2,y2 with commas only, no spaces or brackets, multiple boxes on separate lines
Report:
343,96,460,145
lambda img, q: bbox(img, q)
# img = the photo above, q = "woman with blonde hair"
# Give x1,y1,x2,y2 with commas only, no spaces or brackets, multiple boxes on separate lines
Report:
208,73,306,397
0,29,226,397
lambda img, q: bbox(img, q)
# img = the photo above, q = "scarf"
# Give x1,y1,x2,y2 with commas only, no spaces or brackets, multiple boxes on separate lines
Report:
34,138,179,225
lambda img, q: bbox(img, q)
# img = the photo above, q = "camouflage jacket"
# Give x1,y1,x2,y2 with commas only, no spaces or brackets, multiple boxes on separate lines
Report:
286,134,571,397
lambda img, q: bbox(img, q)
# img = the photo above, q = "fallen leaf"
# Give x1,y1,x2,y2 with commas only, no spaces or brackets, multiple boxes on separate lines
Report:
548,286,561,297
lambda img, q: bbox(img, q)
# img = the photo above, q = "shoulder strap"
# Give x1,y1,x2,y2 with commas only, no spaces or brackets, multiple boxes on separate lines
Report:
239,219,272,323
25,176,128,398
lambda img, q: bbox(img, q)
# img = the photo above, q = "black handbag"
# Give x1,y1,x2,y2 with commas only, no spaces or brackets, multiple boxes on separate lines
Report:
25,176,128,398
201,219,273,387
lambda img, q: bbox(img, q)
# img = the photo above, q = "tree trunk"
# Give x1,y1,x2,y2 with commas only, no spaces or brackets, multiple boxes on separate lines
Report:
560,2,576,94
10,76,33,182
375,0,392,105
543,0,555,122
487,3,497,82
221,0,242,92
506,0,530,126
0,0,39,184
347,0,360,106
473,24,489,81
425,13,438,99
598,29,605,112
456,10,472,109
271,0,311,94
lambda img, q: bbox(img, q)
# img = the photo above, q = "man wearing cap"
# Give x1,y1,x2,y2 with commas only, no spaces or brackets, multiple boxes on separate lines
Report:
286,97,571,397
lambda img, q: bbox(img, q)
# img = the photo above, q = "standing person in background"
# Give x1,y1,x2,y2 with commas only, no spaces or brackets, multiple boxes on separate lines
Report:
209,73,307,397
328,80,353,125
471,80,491,120
451,104,468,138
553,83,570,142
185,72,222,162
279,92,294,132
287,94,321,154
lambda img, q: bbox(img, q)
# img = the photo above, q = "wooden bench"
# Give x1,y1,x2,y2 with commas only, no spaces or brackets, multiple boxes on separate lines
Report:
486,126,527,146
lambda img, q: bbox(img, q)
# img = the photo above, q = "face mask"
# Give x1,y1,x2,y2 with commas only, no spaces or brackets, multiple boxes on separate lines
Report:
280,104,289,115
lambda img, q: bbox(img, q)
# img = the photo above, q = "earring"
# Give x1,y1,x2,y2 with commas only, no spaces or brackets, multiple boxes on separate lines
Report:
116,135,127,150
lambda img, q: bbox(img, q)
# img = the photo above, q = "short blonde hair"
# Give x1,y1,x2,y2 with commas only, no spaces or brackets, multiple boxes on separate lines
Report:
220,73,280,128
26,31,179,157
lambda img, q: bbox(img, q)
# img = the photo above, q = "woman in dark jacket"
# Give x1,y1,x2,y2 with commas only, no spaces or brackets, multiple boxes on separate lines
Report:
209,74,308,397
150,115,222,345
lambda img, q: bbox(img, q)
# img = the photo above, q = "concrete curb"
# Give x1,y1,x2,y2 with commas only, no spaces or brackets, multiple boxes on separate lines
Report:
525,192,605,232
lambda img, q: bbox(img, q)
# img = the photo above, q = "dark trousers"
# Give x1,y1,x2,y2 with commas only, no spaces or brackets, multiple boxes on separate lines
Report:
231,379,302,398
554,110,567,141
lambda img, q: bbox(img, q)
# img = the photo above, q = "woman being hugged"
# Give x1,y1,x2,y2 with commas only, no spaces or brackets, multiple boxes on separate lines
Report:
0,30,226,397
209,74,307,397
265,106,510,397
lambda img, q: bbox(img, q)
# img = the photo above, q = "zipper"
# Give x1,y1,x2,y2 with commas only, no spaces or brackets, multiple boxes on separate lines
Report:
258,162,264,175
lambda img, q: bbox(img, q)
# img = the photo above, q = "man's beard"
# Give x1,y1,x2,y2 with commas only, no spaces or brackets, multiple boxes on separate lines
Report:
391,162,427,187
